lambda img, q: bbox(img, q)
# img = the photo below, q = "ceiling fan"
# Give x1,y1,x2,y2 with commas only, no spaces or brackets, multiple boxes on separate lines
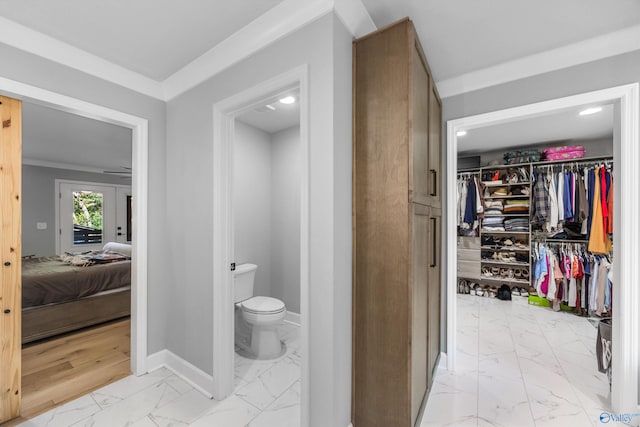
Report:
103,166,132,177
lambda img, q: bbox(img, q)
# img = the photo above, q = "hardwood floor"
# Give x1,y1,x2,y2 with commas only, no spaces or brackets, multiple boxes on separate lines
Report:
4,318,131,426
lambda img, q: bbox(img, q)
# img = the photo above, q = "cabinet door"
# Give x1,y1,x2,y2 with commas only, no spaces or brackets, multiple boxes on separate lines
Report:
0,96,22,423
428,80,442,208
427,210,442,384
411,203,430,425
411,44,430,206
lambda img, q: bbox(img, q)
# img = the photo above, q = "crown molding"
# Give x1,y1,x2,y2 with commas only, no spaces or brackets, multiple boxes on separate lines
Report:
334,0,376,38
22,158,126,175
0,16,165,100
162,0,334,100
436,24,640,99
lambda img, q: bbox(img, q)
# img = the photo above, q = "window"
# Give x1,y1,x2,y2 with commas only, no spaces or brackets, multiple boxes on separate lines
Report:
72,190,104,245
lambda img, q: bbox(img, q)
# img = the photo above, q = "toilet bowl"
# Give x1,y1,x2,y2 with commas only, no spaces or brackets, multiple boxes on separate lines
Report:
241,296,286,359
234,264,287,359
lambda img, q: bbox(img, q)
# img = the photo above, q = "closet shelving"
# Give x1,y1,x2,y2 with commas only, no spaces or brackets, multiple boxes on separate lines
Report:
479,163,533,286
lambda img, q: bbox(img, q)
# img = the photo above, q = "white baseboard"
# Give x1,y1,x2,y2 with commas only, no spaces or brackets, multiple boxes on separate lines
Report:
438,351,447,368
284,310,301,326
147,349,214,399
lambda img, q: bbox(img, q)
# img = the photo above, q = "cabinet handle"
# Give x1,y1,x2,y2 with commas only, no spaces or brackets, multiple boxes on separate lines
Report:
430,217,437,267
430,169,437,196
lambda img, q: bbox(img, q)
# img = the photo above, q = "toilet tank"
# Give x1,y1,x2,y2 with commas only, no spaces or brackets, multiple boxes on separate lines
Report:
233,263,257,303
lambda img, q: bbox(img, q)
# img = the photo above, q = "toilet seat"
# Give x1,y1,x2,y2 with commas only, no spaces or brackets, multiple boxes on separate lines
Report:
241,296,285,315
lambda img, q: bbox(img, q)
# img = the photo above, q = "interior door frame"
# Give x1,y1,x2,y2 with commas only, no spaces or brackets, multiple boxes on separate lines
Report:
0,77,149,376
445,83,640,414
212,65,310,425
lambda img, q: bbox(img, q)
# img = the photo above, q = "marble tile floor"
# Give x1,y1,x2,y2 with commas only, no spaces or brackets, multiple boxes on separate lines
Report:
420,295,623,427
18,322,301,427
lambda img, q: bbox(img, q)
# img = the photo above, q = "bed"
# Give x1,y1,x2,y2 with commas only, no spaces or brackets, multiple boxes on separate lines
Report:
22,242,132,344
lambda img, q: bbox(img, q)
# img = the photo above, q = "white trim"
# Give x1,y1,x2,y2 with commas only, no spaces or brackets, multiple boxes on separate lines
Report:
212,65,310,426
334,0,376,38
163,0,332,100
436,24,640,99
147,350,214,399
0,17,164,100
22,158,127,175
284,311,301,326
445,84,640,413
0,76,149,376
212,105,234,399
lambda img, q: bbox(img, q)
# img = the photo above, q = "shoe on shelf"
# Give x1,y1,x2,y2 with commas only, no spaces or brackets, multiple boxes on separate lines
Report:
512,287,521,296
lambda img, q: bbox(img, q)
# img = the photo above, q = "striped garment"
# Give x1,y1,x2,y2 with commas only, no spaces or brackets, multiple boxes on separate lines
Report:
533,173,550,222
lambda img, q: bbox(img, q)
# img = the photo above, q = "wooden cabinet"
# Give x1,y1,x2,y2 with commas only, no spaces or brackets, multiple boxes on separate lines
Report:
427,209,441,386
352,18,443,427
428,82,442,208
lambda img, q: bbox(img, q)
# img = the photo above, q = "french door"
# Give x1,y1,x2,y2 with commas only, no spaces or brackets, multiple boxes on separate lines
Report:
58,182,118,254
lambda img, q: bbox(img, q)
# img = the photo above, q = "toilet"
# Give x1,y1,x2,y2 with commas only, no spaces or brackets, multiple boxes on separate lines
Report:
233,263,287,359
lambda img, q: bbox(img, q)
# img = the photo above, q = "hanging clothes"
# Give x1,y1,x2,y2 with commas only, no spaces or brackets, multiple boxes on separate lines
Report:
588,167,613,254
607,170,614,234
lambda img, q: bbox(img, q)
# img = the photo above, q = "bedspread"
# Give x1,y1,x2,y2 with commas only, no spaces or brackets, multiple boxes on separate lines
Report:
22,256,131,308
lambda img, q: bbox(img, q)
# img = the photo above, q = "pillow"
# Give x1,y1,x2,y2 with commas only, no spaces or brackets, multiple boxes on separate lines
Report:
102,242,132,258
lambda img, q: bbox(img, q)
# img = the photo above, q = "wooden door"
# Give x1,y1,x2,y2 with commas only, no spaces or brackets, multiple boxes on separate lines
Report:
411,203,430,425
428,81,442,209
0,96,22,423
427,209,442,385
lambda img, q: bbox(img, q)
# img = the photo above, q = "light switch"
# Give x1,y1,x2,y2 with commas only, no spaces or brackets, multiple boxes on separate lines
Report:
37,222,47,230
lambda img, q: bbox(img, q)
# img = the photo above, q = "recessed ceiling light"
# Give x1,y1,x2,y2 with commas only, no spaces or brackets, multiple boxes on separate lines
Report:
457,130,467,137
579,107,602,116
279,96,296,105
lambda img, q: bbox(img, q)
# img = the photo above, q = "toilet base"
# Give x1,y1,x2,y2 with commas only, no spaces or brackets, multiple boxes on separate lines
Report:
246,324,285,360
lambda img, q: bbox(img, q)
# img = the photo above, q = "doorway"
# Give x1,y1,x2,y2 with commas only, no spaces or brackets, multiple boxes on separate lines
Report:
444,84,639,415
0,77,150,423
212,65,310,425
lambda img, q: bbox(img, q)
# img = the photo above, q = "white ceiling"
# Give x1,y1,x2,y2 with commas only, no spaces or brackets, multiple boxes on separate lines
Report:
0,0,284,80
22,102,132,172
457,104,613,155
236,92,300,134
361,0,640,82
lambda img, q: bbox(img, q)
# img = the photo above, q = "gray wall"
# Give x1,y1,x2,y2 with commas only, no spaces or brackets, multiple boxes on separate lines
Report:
233,121,272,298
271,126,301,314
22,165,130,257
441,49,640,359
165,14,353,426
0,42,169,355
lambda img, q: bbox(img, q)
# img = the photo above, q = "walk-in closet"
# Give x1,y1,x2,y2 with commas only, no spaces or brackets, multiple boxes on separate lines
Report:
449,104,616,425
